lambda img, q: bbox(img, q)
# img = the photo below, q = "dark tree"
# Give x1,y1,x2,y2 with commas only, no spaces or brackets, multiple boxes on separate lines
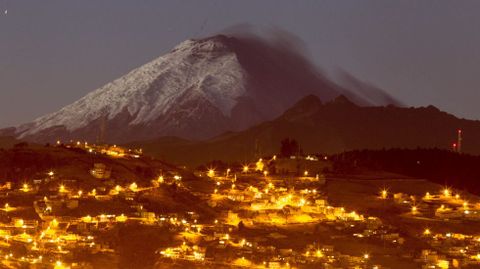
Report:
14,142,28,149
238,220,245,232
280,138,299,157
330,148,480,195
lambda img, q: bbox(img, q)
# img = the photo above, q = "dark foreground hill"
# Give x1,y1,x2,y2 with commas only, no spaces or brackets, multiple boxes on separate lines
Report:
129,95,480,167
331,148,480,195
0,144,215,216
0,136,19,149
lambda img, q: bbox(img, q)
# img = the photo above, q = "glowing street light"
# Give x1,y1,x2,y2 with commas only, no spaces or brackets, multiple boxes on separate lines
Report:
380,189,388,199
443,188,451,198
21,184,30,192
129,182,138,192
50,218,59,228
59,185,67,193
116,214,128,222
411,206,418,214
89,189,97,196
256,159,264,171
14,219,24,228
54,261,70,269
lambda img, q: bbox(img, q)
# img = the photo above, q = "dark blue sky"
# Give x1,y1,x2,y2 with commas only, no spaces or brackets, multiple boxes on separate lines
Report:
1,0,480,127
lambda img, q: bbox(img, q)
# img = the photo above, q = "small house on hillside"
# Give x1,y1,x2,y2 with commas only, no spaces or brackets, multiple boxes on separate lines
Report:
90,163,112,179
272,156,331,176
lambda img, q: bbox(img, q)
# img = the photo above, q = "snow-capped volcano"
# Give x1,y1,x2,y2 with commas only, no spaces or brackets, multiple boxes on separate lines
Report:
15,36,247,142
7,34,400,143
28,39,244,129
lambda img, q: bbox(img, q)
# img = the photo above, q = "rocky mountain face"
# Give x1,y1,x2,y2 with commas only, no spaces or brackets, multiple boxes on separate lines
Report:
3,34,398,143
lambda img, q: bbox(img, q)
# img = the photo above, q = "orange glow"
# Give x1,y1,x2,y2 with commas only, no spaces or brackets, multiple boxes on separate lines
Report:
380,189,388,199
59,185,67,193
443,188,451,197
256,159,264,171
21,184,30,192
129,182,138,192
411,206,418,214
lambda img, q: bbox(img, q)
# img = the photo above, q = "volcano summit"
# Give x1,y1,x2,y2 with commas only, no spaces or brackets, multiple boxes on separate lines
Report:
7,34,398,143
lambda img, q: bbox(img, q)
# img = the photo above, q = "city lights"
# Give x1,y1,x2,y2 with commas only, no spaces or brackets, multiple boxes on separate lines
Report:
0,139,476,269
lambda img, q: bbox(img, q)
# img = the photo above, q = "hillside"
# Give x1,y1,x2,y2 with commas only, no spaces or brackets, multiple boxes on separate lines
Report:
0,136,19,149
2,33,398,143
330,148,480,195
129,95,480,166
0,143,216,216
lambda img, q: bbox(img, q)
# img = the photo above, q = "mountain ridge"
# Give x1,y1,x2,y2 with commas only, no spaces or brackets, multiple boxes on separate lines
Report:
2,33,399,143
127,94,480,166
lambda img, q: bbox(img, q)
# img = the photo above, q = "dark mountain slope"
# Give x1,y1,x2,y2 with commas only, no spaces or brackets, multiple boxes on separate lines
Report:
129,95,480,166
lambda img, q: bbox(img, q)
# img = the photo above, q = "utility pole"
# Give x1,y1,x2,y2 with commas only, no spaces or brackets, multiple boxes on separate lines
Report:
457,129,462,153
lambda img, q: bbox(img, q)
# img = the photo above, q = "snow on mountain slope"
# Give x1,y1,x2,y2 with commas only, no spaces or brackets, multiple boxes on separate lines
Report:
9,33,401,143
17,37,246,138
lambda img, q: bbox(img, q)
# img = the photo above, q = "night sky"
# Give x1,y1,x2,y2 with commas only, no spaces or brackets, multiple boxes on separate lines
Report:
1,0,480,127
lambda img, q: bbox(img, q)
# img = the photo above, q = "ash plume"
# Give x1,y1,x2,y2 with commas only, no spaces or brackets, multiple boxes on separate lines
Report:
217,25,402,107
